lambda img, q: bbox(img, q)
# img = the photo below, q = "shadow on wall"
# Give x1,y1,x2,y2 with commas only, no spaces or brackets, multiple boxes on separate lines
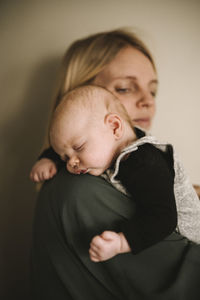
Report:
1,56,60,299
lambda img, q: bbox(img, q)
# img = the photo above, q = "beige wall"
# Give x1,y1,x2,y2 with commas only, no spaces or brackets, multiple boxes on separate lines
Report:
1,0,200,298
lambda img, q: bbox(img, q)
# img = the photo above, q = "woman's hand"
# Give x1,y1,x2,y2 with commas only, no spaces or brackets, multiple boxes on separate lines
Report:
30,158,57,182
89,231,131,262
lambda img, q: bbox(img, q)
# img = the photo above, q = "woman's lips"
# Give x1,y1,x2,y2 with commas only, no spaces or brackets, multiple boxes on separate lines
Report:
133,118,151,130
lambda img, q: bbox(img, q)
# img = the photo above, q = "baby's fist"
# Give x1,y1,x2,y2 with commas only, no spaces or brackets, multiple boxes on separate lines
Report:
30,158,57,182
89,231,121,262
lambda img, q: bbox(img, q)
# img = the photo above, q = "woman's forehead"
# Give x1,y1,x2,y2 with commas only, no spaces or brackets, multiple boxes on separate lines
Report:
94,46,156,84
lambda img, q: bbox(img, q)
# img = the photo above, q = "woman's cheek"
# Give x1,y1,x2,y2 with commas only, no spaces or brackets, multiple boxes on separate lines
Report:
119,97,136,116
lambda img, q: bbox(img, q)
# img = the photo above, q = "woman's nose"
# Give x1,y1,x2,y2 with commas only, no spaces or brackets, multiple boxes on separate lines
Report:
137,91,154,108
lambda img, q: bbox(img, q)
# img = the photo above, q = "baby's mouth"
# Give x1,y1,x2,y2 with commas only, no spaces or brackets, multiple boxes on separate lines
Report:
75,169,89,174
80,169,88,174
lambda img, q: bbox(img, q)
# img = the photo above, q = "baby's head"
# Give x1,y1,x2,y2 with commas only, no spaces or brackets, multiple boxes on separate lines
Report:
49,85,135,176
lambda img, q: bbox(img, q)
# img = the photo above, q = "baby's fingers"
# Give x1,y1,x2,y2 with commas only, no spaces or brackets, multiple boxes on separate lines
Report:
89,248,100,262
42,170,51,180
30,172,40,182
49,166,57,177
34,173,41,182
90,235,104,248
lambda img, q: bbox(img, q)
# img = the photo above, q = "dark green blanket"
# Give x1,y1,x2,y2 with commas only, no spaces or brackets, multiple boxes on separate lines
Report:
31,168,200,299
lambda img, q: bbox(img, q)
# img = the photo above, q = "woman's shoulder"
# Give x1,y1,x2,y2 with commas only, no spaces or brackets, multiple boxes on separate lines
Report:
40,166,131,208
37,167,134,229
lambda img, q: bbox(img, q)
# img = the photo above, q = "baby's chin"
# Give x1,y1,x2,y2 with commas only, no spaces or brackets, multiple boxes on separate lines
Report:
69,168,104,176
88,168,105,176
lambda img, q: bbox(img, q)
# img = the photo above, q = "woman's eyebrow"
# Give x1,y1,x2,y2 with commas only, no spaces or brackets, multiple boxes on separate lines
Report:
111,76,158,82
111,76,137,81
150,79,159,84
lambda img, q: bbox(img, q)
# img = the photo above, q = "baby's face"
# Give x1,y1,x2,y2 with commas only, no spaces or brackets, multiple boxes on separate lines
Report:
51,109,118,176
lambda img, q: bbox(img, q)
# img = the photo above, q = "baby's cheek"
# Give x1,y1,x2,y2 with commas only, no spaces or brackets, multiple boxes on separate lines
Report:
66,164,73,174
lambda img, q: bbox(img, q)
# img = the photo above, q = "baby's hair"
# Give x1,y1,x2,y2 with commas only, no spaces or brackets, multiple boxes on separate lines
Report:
56,85,132,125
49,85,133,144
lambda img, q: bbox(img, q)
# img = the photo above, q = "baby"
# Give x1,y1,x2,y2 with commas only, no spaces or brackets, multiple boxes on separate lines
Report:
49,85,200,262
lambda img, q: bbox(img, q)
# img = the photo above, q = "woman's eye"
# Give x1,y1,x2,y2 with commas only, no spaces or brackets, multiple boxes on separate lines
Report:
115,88,130,94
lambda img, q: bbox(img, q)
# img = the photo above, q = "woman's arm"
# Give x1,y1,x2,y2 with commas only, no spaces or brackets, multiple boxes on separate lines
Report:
32,168,134,299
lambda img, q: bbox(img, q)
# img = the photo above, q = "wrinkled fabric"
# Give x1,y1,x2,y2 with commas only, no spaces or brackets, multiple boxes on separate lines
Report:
31,168,200,300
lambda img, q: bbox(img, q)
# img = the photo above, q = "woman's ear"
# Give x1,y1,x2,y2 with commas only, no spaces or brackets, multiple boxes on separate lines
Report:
105,113,123,139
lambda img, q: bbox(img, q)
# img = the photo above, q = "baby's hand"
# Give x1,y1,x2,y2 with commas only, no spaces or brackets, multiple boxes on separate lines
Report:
30,158,57,182
89,231,122,262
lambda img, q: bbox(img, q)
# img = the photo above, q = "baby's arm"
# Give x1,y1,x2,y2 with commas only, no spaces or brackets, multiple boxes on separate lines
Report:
89,144,177,262
89,231,131,262
117,145,177,254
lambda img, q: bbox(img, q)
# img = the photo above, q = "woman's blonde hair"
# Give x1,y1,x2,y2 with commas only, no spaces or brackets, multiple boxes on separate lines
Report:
52,28,156,110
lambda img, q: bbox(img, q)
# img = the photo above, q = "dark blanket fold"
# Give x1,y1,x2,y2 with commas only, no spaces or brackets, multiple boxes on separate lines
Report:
31,168,200,300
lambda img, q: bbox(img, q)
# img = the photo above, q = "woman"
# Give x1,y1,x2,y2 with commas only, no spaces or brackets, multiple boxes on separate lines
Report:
31,29,200,299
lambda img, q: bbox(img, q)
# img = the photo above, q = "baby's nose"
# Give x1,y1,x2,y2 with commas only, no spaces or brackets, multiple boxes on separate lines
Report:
68,157,80,169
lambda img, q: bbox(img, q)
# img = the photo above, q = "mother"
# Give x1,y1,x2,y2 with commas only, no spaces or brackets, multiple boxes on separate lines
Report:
31,29,200,299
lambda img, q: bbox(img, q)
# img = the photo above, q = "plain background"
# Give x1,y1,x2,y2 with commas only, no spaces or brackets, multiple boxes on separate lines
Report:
1,0,200,298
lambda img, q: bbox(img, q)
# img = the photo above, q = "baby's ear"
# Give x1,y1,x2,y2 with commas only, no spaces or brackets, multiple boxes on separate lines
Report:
105,113,123,139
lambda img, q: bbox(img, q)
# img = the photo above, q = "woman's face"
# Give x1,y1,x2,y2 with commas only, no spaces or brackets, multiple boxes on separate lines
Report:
93,46,158,130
